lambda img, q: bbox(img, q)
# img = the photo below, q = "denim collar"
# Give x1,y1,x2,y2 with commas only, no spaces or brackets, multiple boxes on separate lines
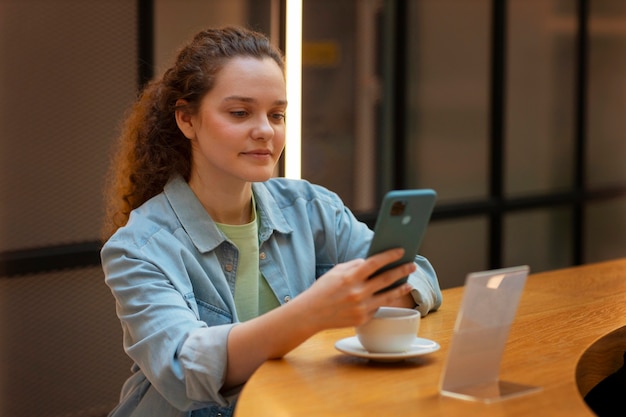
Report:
164,175,292,253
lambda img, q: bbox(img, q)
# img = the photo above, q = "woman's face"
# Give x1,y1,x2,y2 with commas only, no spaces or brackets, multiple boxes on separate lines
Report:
180,56,287,188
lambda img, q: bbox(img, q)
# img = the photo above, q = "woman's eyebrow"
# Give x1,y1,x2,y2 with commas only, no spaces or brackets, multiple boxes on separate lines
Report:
224,95,255,103
223,96,287,106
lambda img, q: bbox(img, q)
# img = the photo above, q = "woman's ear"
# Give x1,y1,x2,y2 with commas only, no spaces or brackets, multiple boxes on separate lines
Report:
175,99,195,139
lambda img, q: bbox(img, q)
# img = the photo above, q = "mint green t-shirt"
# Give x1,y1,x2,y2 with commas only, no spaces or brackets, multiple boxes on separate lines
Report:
216,202,280,321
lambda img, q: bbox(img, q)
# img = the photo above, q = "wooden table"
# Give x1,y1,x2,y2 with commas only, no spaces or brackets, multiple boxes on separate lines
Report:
235,258,626,416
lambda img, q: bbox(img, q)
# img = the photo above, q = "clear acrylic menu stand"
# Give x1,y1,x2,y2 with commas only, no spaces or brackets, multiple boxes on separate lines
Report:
440,265,542,403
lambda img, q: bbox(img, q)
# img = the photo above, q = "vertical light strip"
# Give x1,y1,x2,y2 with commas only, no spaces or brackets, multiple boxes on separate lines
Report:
285,0,302,179
269,0,280,49
354,0,378,211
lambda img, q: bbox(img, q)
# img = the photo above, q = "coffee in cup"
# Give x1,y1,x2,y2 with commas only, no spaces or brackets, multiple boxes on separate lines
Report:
356,307,421,353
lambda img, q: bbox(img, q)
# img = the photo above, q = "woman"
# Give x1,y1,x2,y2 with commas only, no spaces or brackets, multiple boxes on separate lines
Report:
101,26,442,417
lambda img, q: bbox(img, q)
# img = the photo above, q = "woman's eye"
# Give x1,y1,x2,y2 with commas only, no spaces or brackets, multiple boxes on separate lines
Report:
271,113,286,121
231,110,248,118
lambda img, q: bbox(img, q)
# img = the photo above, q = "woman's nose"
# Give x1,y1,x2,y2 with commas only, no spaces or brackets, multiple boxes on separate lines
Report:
252,116,274,141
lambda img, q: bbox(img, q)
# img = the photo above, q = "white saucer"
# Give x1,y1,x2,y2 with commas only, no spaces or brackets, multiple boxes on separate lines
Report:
335,336,440,362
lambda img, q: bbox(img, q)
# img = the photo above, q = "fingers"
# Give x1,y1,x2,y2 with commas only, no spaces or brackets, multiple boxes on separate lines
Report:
334,250,415,297
357,248,415,286
367,261,416,294
356,282,414,325
360,248,406,277
372,282,413,307
335,248,409,284
326,249,416,300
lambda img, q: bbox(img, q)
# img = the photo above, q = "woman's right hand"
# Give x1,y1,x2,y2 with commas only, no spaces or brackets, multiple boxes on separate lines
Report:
289,248,416,332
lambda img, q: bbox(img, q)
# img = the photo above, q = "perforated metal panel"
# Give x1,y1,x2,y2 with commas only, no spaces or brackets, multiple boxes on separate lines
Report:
0,266,132,417
0,1,138,415
0,0,138,251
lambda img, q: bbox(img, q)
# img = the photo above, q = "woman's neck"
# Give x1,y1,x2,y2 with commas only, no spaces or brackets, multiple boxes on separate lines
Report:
188,174,253,225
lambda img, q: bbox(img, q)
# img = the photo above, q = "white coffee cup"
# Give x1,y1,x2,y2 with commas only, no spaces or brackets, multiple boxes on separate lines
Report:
356,307,421,353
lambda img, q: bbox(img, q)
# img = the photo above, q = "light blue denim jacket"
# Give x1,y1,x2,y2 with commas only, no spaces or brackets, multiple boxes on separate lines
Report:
101,175,442,417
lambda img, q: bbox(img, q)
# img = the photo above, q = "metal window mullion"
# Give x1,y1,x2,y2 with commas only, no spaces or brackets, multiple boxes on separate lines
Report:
488,0,507,269
573,0,589,265
137,0,154,90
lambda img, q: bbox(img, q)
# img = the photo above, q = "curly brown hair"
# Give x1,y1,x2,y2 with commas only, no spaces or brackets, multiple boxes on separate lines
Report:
102,26,284,240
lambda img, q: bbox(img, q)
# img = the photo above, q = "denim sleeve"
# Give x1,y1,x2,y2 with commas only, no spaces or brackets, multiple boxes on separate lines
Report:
101,235,237,411
407,255,443,316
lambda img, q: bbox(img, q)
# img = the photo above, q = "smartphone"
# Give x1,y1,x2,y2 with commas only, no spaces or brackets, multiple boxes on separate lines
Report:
367,189,437,292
